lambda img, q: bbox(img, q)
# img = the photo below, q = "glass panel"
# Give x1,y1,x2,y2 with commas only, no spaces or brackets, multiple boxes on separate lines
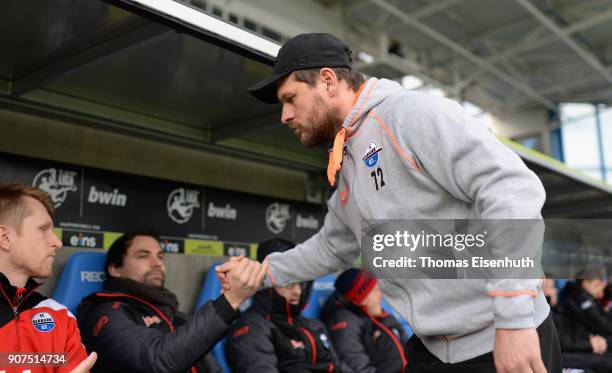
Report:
561,103,602,179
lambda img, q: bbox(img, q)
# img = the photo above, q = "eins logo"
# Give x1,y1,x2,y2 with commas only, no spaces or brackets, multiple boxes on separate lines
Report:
167,188,200,224
160,240,181,253
33,168,77,208
69,233,97,248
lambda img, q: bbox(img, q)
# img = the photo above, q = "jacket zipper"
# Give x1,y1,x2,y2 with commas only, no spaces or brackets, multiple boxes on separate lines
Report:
284,299,293,325
299,327,317,366
343,145,375,233
285,299,318,367
0,282,41,350
370,316,407,372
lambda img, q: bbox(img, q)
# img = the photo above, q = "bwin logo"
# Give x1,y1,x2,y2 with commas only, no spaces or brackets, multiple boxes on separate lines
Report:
167,188,200,224
265,203,291,234
33,168,77,208
88,186,127,207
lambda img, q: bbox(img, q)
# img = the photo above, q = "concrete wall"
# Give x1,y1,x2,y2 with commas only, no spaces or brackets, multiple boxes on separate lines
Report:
0,109,307,201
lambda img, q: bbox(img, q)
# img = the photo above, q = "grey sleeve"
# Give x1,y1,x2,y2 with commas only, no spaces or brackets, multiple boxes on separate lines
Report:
263,204,360,288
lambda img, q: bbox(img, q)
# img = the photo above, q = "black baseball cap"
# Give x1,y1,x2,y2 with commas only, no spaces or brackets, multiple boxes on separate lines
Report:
248,33,353,104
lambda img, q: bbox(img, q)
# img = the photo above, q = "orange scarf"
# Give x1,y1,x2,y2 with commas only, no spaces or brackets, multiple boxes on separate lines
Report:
326,82,367,186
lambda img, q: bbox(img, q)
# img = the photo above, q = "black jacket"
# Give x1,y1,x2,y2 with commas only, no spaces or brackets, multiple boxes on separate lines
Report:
556,282,612,352
320,291,408,373
225,282,349,372
77,278,235,373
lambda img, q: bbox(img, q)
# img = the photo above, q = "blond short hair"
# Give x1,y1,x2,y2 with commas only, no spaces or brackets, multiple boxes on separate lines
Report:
0,183,54,232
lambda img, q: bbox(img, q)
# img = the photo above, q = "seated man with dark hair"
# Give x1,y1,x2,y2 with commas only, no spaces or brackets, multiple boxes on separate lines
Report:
556,269,612,372
77,229,266,373
320,268,408,373
225,238,348,372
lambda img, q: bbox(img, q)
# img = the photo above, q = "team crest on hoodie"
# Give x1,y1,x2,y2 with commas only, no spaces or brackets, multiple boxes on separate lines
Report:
363,142,383,168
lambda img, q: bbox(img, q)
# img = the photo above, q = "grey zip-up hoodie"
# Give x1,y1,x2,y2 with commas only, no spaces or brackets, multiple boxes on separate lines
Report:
263,78,549,363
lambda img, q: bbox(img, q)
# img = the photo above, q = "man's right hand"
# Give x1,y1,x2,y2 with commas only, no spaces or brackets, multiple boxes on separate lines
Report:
590,335,607,355
218,257,268,310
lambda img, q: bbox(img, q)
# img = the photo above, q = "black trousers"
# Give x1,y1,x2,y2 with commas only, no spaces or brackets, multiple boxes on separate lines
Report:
405,312,562,373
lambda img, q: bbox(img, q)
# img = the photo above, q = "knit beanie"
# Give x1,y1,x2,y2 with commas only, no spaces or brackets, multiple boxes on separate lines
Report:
334,268,377,304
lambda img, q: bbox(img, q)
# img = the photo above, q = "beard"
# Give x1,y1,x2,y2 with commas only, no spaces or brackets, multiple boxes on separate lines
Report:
143,270,165,288
297,94,343,147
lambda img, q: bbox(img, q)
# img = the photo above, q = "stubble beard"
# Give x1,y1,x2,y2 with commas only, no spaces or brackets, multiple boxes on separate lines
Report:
144,271,165,288
299,95,343,148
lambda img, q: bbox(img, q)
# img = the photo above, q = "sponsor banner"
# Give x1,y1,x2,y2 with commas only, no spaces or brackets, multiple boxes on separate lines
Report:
160,237,184,254
185,239,224,256
165,187,203,229
0,156,83,222
0,151,326,254
223,242,251,257
53,228,62,241
250,243,258,260
265,202,292,235
62,230,104,249
293,204,323,242
203,188,258,242
103,232,123,250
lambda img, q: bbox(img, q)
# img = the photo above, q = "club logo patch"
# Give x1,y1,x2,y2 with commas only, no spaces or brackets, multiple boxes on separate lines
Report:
142,315,162,327
363,142,382,168
32,312,55,332
320,333,330,349
392,328,401,339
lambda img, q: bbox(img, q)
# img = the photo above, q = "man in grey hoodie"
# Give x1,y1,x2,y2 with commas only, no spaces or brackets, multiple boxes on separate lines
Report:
218,33,561,372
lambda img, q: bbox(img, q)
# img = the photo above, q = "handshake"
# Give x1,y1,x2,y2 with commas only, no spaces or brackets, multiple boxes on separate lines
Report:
215,256,268,310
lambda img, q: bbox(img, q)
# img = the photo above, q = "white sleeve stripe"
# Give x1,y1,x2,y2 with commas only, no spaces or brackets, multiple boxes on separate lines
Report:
33,298,77,319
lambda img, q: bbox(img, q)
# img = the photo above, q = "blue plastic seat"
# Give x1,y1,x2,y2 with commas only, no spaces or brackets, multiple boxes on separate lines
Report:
52,252,107,315
195,261,233,373
554,279,568,291
302,273,337,318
